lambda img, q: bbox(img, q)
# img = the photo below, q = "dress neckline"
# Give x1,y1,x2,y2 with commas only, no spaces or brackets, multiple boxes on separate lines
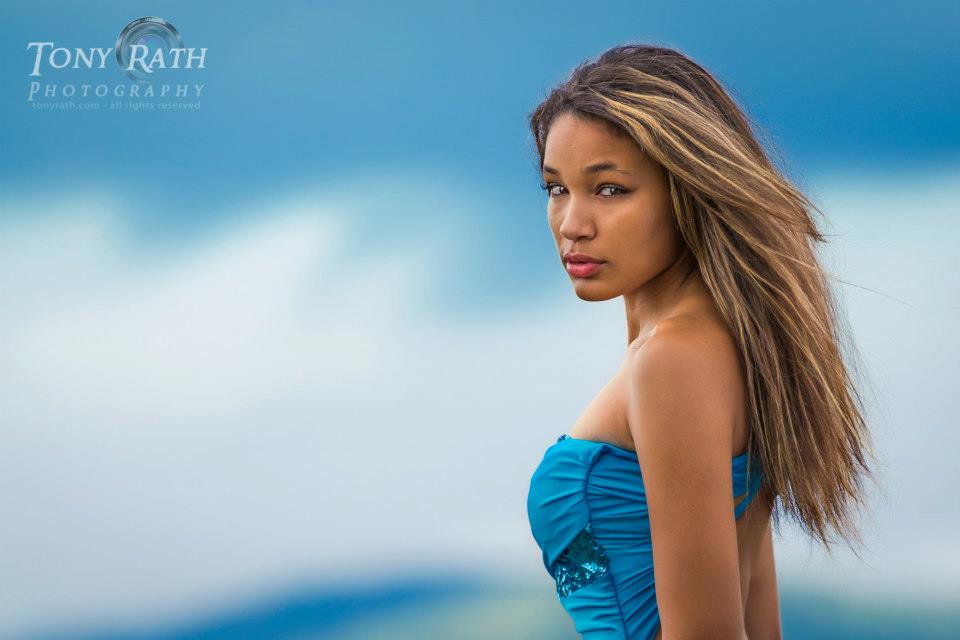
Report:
556,433,751,460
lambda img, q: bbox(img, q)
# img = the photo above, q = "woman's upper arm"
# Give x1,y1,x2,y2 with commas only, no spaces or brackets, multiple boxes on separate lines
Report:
745,519,782,640
627,325,747,639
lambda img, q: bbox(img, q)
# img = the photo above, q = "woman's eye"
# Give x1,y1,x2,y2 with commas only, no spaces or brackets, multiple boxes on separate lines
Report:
598,184,627,197
539,182,565,197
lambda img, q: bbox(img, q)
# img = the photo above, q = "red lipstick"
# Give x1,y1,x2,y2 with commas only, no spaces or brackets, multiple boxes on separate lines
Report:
563,251,605,278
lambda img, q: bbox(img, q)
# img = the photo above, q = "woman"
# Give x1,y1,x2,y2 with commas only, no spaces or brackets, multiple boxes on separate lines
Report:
525,44,877,640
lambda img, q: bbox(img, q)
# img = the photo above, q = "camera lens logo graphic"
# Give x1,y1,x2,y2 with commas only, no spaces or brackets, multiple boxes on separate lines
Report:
115,17,183,82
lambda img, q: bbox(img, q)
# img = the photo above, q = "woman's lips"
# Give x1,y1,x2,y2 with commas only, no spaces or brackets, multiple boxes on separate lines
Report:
565,260,604,277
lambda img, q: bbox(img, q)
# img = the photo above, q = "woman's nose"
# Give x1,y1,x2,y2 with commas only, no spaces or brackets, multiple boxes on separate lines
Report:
558,202,595,240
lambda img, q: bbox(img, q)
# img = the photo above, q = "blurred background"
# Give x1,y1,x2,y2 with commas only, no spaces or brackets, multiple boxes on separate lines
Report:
2,1,958,638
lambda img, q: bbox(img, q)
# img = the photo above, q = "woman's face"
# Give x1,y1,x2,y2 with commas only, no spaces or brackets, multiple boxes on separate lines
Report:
541,111,684,301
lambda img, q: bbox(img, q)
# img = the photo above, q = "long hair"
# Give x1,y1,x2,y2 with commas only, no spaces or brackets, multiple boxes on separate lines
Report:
528,43,881,554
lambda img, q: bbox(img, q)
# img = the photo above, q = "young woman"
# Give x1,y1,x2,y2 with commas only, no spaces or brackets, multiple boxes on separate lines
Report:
525,44,877,640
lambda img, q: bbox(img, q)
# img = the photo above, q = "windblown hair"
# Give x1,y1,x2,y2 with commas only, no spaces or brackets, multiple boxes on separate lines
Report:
528,43,880,553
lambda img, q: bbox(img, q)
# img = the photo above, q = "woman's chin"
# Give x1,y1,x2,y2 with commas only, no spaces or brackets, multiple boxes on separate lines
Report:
571,280,619,302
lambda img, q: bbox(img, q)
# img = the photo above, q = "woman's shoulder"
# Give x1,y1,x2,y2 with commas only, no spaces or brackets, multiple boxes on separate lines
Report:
625,310,745,449
628,308,739,370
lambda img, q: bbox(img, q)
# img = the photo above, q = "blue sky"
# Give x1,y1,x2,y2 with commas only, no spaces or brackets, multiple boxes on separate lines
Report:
3,1,958,225
1,1,959,637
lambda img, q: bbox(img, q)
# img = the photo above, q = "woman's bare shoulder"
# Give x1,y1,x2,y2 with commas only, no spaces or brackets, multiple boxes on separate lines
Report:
628,310,740,371
625,312,745,450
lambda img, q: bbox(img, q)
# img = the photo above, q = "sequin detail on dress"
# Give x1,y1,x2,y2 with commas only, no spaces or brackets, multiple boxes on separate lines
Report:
551,522,610,599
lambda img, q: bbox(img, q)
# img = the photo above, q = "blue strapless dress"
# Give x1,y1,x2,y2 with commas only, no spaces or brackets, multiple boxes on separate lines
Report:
526,433,763,639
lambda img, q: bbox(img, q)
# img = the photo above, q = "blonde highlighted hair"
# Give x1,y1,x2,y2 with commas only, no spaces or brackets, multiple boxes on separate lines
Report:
529,43,881,553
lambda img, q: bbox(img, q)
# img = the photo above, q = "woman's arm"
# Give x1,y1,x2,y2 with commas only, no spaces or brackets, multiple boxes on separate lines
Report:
745,519,782,639
627,322,748,639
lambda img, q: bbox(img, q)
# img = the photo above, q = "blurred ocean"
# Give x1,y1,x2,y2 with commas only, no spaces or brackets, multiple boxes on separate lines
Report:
28,576,960,639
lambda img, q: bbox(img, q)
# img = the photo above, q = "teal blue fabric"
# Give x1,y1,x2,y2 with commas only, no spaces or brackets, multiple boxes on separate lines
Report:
527,433,764,639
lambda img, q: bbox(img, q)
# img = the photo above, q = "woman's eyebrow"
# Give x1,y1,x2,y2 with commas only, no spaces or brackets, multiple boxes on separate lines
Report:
542,161,632,176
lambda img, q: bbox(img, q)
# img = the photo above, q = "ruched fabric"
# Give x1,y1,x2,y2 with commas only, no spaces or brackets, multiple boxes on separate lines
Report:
527,433,763,639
